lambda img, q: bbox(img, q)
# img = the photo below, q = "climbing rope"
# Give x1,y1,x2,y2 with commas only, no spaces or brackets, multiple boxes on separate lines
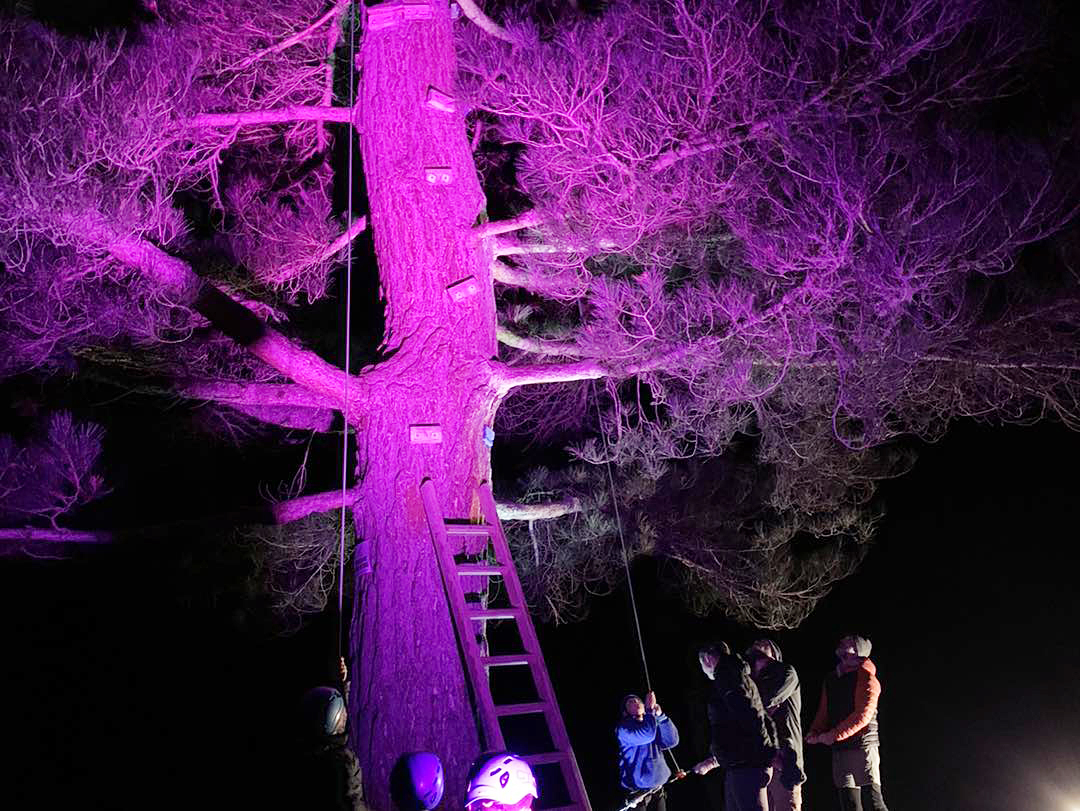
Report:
591,379,683,774
590,379,650,691
335,3,358,663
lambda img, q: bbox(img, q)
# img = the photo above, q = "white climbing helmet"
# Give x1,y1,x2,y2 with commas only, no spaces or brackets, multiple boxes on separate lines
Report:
465,753,538,808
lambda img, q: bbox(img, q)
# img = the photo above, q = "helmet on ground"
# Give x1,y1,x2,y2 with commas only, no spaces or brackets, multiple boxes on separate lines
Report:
300,686,347,737
407,752,445,809
466,753,537,808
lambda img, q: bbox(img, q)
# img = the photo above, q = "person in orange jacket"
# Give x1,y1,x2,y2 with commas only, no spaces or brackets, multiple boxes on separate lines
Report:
806,635,888,811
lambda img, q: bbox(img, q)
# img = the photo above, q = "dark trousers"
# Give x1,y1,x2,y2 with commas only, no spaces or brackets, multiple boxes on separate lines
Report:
723,766,771,811
838,784,888,811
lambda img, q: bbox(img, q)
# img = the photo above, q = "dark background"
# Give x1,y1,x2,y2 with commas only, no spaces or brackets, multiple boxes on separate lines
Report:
5,420,1080,810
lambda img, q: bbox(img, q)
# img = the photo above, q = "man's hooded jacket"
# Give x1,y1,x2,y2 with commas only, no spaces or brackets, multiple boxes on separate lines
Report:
616,694,680,790
749,640,805,790
705,652,778,770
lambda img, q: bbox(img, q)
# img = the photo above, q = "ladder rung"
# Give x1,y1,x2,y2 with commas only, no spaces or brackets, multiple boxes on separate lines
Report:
493,701,548,716
481,654,534,667
521,751,569,766
457,563,505,576
445,523,492,537
467,608,522,621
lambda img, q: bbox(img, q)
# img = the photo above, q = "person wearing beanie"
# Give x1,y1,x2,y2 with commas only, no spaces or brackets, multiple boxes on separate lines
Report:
806,634,888,811
616,691,680,811
746,639,805,811
693,641,778,811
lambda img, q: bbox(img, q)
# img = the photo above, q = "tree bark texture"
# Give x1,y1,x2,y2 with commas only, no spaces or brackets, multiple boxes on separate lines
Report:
350,4,501,808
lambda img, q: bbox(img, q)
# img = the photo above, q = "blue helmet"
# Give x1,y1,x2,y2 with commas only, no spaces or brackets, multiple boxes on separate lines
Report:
407,752,445,809
300,686,347,737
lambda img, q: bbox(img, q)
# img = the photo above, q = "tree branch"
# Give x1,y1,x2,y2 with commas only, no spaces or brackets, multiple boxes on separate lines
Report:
492,260,587,299
233,3,345,71
496,325,586,357
492,359,606,394
492,234,616,259
496,498,583,521
190,105,357,129
492,238,567,258
175,380,341,410
317,0,351,151
0,528,112,544
648,123,768,172
107,237,359,409
0,486,361,552
318,216,368,263
455,0,517,44
270,487,359,524
475,211,542,238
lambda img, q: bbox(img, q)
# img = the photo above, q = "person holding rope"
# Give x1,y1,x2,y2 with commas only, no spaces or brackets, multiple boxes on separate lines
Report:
693,642,778,811
616,691,680,811
293,657,369,811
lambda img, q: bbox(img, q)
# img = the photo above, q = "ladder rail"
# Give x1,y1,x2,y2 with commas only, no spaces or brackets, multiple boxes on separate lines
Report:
423,479,592,811
420,480,504,751
478,484,593,811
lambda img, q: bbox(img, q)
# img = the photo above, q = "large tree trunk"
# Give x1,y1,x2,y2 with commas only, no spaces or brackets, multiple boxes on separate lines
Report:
350,5,500,808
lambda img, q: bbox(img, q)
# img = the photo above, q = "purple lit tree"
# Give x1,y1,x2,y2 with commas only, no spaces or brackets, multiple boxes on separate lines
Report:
1,0,1077,805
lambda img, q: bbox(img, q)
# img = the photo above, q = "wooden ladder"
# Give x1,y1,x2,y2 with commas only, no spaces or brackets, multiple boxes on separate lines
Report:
420,479,592,811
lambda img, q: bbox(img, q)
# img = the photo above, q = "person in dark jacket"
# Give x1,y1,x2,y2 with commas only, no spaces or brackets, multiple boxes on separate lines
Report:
616,691,680,811
806,635,888,811
293,657,369,811
747,639,805,811
692,642,778,811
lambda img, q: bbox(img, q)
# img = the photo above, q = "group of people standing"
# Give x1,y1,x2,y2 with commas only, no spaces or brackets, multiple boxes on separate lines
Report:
616,634,887,811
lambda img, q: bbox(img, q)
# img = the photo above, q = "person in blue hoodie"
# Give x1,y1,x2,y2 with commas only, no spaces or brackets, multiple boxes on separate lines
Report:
616,691,680,811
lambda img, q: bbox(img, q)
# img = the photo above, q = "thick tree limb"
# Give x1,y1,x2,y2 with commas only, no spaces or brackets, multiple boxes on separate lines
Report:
270,487,359,523
492,359,606,393
492,238,566,258
496,498,583,521
475,211,542,238
0,528,112,544
491,342,699,393
107,237,359,409
455,0,517,44
0,486,361,552
496,325,586,357
492,260,587,298
175,380,341,410
492,235,615,258
190,104,357,129
224,403,336,432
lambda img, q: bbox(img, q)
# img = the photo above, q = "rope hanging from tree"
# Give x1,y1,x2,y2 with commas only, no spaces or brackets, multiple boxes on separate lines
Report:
590,379,651,689
591,380,684,775
335,4,358,663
